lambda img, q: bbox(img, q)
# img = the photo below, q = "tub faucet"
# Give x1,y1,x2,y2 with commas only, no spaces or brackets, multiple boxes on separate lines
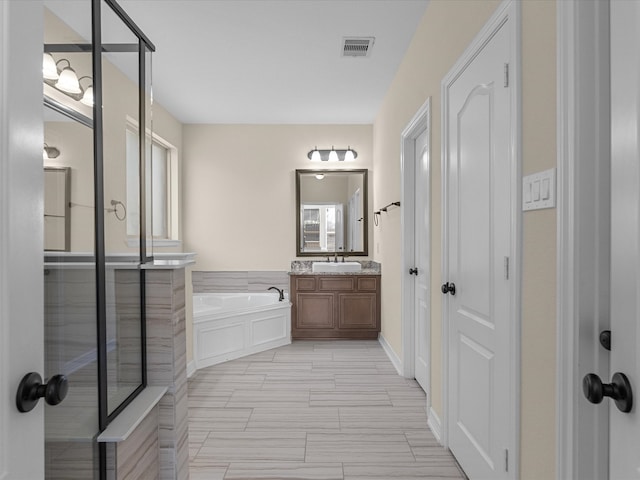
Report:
268,286,284,302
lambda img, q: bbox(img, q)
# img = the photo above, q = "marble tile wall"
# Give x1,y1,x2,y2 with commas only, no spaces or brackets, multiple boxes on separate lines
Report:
192,271,289,294
146,269,190,480
116,405,159,480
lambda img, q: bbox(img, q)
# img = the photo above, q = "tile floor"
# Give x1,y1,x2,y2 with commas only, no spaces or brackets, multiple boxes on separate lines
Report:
188,340,466,480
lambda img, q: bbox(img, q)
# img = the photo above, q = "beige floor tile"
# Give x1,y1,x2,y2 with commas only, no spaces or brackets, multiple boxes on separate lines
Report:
246,407,340,431
226,389,310,408
309,390,392,407
343,462,464,479
198,431,307,462
224,462,343,480
305,432,414,463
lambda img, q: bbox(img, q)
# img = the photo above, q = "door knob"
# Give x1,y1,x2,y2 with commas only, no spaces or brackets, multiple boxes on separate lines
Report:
16,372,68,413
583,372,633,413
441,282,456,295
599,330,611,351
409,268,419,275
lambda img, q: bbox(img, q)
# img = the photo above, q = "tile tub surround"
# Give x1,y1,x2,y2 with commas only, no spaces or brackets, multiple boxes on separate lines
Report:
290,260,381,275
188,340,465,480
192,271,289,294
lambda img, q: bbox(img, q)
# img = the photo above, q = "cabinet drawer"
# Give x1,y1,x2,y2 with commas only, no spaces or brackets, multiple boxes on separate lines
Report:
294,276,317,291
357,277,379,291
318,277,355,291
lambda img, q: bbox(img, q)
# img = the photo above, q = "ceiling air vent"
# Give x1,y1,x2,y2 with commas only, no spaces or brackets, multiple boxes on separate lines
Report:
342,37,375,58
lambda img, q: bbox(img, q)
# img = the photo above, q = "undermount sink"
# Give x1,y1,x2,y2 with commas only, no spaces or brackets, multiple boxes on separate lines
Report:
312,261,362,273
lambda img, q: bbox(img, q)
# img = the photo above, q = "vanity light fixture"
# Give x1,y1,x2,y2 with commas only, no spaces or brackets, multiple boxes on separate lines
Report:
43,144,60,160
43,54,93,104
306,146,358,162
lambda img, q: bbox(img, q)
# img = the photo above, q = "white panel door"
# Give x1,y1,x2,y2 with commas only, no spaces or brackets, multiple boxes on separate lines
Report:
444,10,513,480
609,1,640,477
414,128,430,392
0,0,45,477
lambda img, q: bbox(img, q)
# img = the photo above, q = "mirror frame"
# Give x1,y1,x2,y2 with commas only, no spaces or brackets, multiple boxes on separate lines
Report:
295,168,368,257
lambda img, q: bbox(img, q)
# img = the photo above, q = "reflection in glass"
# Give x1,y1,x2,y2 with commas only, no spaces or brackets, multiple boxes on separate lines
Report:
296,169,368,256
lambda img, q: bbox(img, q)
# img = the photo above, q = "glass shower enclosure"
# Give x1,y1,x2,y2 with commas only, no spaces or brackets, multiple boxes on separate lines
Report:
42,0,154,476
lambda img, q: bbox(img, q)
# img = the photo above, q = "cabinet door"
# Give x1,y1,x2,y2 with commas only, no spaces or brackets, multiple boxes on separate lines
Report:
296,293,334,329
338,293,377,329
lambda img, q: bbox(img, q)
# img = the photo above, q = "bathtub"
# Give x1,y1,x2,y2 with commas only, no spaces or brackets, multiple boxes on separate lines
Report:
193,293,291,369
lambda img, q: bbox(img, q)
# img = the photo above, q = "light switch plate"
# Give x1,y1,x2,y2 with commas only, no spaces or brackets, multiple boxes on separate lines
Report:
523,168,555,211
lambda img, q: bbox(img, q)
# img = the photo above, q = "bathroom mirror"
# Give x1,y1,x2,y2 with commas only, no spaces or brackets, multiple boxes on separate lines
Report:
296,169,368,256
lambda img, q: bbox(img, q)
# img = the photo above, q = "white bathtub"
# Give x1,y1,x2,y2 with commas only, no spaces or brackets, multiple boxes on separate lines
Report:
193,293,291,369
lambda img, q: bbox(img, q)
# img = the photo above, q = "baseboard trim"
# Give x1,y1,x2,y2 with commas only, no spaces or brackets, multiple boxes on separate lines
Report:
378,334,403,375
186,360,196,378
428,406,443,444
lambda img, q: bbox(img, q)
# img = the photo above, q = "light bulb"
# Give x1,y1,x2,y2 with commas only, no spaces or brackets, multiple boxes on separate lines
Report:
56,66,81,94
344,148,355,161
311,148,321,161
80,85,94,106
43,53,59,80
315,173,325,180
328,148,338,162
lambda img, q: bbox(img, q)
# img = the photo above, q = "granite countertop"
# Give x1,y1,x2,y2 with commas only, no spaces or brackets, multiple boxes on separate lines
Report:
289,260,381,276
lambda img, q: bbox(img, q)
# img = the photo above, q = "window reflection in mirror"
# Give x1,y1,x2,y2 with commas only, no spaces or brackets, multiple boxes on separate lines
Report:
296,169,368,256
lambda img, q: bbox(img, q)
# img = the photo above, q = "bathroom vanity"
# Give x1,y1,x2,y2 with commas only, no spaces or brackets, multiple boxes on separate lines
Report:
289,261,381,340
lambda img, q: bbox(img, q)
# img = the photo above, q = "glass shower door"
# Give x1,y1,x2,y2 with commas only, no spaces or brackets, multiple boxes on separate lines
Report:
43,2,100,477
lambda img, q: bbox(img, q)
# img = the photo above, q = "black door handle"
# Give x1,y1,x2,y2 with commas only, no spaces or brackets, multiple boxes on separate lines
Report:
583,372,633,413
409,268,419,275
16,372,68,413
441,282,456,295
599,330,611,351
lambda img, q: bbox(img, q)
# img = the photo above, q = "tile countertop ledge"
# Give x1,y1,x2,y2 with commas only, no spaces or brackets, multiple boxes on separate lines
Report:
43,252,196,270
289,260,381,275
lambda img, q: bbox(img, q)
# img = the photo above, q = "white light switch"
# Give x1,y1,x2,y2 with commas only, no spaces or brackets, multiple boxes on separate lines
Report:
532,181,540,201
541,178,550,200
523,168,556,211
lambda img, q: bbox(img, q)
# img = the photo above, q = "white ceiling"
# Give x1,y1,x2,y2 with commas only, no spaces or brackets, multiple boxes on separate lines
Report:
113,0,430,125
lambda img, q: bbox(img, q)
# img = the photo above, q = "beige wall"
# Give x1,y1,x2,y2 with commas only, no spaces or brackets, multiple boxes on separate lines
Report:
182,124,373,271
372,1,556,478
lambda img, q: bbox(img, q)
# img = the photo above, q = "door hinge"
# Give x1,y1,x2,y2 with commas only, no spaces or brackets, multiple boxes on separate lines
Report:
504,63,509,87
505,449,509,472
504,256,510,280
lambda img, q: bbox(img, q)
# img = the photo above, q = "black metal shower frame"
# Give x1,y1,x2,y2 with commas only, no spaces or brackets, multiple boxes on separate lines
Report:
45,0,155,477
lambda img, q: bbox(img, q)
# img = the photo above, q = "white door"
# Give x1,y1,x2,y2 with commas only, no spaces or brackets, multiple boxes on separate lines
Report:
443,5,514,478
608,1,640,477
414,129,430,392
0,0,46,477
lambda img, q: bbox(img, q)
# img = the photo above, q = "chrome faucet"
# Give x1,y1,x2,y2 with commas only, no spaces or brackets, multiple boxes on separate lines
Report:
268,286,284,302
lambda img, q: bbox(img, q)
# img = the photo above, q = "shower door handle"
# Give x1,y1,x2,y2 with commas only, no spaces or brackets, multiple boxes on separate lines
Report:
16,372,68,413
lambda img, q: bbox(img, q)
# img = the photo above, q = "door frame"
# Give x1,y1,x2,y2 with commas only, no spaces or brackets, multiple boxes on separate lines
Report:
556,1,610,478
440,0,521,474
400,98,432,418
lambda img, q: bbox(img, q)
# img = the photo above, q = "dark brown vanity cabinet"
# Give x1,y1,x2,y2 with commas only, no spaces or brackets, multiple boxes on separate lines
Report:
290,275,381,339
